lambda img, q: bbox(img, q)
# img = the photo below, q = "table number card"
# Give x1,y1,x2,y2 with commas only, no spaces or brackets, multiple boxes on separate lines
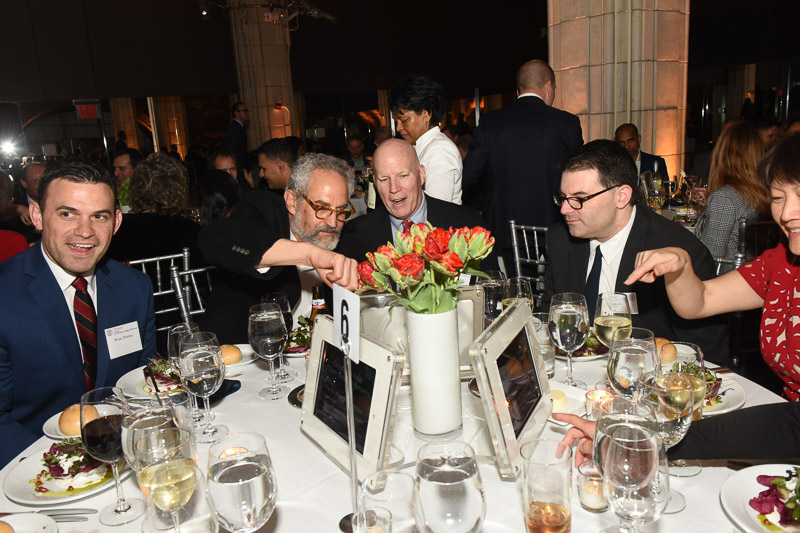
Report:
333,284,361,364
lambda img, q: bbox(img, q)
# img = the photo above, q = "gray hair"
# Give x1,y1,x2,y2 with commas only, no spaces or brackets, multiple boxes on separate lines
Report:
287,153,355,197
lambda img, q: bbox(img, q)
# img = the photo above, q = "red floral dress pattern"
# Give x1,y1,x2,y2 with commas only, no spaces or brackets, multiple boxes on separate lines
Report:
738,242,800,401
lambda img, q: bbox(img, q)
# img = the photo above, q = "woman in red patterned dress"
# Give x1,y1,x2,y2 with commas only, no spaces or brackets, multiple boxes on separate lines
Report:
626,133,800,401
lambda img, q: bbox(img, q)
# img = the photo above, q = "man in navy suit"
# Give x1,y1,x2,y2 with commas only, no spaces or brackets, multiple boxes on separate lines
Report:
225,102,250,172
462,60,583,269
0,162,156,467
614,123,669,181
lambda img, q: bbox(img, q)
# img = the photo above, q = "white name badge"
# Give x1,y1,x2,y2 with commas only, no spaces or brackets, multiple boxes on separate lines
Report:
104,321,143,360
619,292,639,315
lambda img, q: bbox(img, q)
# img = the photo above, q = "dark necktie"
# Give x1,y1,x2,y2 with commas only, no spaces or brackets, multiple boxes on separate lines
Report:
402,219,414,232
585,246,603,320
73,277,98,390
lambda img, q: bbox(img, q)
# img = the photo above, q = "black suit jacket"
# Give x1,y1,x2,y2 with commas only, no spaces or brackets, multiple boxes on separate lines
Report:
640,151,669,182
224,120,248,169
337,194,499,272
198,190,302,343
543,206,729,364
462,96,583,250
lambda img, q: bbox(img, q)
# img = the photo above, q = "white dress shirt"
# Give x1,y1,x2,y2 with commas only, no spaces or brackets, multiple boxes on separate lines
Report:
585,206,637,297
414,126,463,204
41,246,97,344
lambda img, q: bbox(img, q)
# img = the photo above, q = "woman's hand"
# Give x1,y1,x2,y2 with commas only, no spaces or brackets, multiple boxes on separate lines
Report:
624,247,691,285
552,413,597,467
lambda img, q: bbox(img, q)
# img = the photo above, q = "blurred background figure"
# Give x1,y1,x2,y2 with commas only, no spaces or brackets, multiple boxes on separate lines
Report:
198,168,240,224
0,170,28,262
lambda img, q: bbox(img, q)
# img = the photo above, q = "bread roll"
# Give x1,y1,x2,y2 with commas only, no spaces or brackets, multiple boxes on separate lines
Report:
0,520,15,533
58,403,98,436
655,337,677,364
221,344,242,365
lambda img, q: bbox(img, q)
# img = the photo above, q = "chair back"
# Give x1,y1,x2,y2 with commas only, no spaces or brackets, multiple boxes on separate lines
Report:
509,220,548,309
170,265,215,326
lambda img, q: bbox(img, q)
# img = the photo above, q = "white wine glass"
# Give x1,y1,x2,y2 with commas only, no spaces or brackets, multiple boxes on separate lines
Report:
134,427,197,496
178,331,228,443
594,293,632,348
81,386,146,526
602,423,669,533
208,433,278,532
248,303,290,400
261,292,298,382
143,462,217,533
548,292,590,389
607,327,658,403
167,322,203,425
503,277,534,310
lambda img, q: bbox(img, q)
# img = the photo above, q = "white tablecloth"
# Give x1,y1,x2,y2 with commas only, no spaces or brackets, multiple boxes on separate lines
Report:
0,356,784,532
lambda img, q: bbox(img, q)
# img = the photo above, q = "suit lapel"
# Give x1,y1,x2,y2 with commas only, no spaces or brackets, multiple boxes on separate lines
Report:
23,245,86,392
94,262,115,387
567,238,591,294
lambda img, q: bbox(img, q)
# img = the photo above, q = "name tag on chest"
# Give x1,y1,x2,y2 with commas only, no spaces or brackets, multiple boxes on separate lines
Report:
104,321,143,359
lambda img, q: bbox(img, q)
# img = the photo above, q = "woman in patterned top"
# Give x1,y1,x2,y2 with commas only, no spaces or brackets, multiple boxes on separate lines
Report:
695,121,771,260
625,133,800,401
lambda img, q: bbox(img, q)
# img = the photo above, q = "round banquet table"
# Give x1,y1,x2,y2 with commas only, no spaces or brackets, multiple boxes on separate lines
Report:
0,355,785,532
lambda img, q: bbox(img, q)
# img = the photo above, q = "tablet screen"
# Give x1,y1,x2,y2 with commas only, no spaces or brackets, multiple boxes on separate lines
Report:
496,328,543,437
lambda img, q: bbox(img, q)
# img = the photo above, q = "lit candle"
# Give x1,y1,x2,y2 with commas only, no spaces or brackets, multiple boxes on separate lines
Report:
577,461,608,512
585,389,613,420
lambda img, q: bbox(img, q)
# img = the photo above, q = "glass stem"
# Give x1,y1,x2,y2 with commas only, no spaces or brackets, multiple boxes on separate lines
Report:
110,462,130,514
268,358,277,393
190,394,202,422
566,350,575,384
202,396,215,436
170,510,182,533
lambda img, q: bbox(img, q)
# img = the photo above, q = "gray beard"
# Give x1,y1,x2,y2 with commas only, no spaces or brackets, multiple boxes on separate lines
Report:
290,215,341,251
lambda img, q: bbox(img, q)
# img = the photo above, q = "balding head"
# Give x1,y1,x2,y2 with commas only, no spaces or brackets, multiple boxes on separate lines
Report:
516,60,556,105
373,139,426,220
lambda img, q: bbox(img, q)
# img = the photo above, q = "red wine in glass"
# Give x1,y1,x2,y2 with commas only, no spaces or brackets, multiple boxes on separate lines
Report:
83,414,125,463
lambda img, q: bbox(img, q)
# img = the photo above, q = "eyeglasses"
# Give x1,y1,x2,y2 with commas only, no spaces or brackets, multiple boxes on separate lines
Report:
302,194,354,222
553,185,621,210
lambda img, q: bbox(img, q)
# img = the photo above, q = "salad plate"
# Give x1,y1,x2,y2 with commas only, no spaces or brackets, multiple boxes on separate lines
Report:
702,377,746,417
115,366,152,398
0,513,58,532
720,464,800,533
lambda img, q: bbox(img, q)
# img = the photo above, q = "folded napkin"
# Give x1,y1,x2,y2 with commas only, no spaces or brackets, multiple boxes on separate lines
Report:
198,379,241,407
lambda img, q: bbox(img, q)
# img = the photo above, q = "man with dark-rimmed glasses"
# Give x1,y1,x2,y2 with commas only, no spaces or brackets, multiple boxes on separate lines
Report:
198,153,359,343
543,140,729,364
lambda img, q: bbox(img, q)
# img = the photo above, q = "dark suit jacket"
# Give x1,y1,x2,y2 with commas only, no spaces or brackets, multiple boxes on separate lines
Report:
106,213,202,264
198,190,303,344
336,194,499,272
224,120,248,169
0,244,156,466
640,151,669,182
543,206,729,364
462,96,583,250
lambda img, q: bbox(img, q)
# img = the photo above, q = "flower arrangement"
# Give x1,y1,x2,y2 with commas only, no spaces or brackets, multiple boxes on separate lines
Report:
357,222,495,314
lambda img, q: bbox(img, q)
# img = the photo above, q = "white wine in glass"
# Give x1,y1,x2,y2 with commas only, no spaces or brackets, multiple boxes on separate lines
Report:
593,293,632,348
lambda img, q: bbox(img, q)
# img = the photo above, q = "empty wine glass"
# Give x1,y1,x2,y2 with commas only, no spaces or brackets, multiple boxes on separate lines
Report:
178,331,228,443
81,386,146,525
594,293,632,348
167,322,203,425
548,292,589,389
607,327,658,403
122,406,176,470
249,303,290,400
207,433,278,532
414,441,485,532
143,462,217,533
602,423,669,533
261,292,298,382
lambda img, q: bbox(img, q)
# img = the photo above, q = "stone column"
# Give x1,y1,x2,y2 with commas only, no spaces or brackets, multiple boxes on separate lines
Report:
228,3,295,147
548,0,690,177
109,98,139,151
149,96,189,159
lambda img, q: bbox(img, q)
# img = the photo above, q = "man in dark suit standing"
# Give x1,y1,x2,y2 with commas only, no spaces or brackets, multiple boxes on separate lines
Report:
0,161,156,466
543,140,728,364
198,154,359,343
462,60,583,269
338,139,497,272
614,123,669,180
225,102,250,171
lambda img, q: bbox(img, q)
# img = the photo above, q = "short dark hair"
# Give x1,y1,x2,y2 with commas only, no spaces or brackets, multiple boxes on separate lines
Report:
22,161,46,182
38,161,117,210
614,123,639,138
115,148,143,168
758,132,800,189
755,116,779,131
244,150,261,184
231,101,246,116
561,140,640,204
259,138,299,167
390,75,445,125
198,169,239,223
346,135,364,146
209,149,237,169
283,136,306,158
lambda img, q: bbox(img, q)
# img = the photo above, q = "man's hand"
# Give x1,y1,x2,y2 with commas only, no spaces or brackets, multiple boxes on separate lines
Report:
552,413,597,467
624,247,690,285
14,204,31,226
308,247,359,290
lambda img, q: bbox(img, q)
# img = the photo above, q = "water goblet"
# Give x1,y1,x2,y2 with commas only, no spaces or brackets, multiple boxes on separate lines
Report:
593,293,632,348
592,395,656,475
607,327,658,403
81,386,146,525
143,462,217,533
178,331,228,443
248,303,290,400
167,322,203,425
122,406,176,470
261,292,298,382
207,433,278,533
548,292,589,389
152,390,194,432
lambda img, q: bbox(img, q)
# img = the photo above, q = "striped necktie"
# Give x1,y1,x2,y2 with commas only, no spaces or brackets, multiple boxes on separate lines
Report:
73,277,98,390
402,219,414,232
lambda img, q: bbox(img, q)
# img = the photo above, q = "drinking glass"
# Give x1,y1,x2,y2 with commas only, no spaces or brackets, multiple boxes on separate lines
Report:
248,303,290,400
134,427,197,496
167,322,203,425
261,292,298,382
592,396,656,476
414,441,485,532
663,341,706,477
502,277,534,310
178,331,228,443
152,390,194,432
477,271,507,322
602,423,669,533
122,407,176,469
644,372,695,513
548,292,589,389
353,507,393,533
520,439,572,533
593,293,632,348
647,188,666,213
361,470,415,532
143,463,218,533
81,386,146,525
531,312,555,378
207,433,278,533
607,327,658,402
